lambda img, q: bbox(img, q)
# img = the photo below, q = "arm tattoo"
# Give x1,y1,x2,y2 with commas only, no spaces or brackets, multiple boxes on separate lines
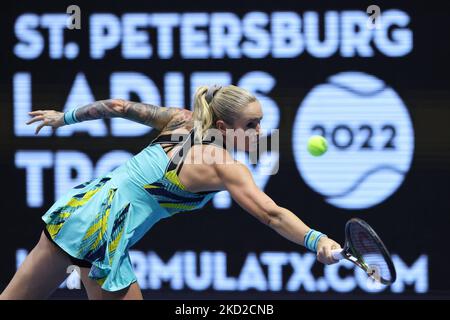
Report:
75,99,122,122
163,110,194,132
122,101,179,130
74,99,189,131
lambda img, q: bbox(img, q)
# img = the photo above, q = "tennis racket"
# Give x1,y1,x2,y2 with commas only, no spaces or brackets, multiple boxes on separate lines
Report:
331,218,397,285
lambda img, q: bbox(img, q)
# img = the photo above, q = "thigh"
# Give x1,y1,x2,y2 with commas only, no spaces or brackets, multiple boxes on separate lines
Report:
0,231,72,300
79,267,103,300
102,282,143,300
80,268,143,300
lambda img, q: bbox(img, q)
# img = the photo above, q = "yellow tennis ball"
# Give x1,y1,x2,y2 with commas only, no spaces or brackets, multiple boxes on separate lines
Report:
307,135,328,157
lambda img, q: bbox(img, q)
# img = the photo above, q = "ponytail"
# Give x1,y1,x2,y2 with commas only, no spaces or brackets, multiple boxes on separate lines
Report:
193,85,217,139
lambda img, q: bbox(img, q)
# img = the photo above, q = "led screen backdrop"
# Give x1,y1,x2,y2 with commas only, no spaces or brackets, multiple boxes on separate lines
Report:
1,1,449,299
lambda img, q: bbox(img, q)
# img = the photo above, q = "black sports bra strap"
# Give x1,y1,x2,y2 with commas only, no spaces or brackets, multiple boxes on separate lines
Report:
154,128,226,175
174,130,226,175
174,129,195,174
151,133,189,145
161,144,177,153
151,129,226,194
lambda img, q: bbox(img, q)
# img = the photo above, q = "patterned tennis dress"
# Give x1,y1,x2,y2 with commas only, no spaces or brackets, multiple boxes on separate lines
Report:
42,130,219,291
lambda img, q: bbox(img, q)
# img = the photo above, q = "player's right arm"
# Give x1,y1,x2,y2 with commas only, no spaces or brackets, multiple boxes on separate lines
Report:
26,99,191,134
214,151,341,265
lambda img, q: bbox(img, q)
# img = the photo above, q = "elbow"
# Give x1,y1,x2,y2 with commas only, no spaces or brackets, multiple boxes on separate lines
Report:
108,99,127,115
262,202,282,228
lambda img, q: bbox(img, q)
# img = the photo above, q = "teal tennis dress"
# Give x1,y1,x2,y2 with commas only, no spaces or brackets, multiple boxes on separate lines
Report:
42,130,220,291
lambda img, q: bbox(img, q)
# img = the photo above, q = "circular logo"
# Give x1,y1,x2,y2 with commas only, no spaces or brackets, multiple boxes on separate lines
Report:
293,72,414,210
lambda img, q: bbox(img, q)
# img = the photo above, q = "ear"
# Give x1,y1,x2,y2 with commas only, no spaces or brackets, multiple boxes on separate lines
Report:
215,120,230,135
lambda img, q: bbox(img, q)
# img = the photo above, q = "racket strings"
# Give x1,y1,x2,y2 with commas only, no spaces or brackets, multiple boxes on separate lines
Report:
348,223,393,282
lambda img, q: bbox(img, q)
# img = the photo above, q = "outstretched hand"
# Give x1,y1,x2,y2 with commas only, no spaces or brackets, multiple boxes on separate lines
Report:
27,110,65,135
316,237,342,265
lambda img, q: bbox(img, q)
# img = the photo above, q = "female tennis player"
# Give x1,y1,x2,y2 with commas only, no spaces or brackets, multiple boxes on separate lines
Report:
1,85,341,300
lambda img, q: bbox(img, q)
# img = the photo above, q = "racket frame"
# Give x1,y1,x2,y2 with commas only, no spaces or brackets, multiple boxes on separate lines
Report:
339,218,397,285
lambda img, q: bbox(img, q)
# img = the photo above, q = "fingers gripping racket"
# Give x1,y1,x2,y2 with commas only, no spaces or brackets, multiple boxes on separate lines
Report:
331,218,397,285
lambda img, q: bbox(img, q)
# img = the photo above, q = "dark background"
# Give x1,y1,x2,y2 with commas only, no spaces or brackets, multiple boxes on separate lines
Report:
1,0,449,299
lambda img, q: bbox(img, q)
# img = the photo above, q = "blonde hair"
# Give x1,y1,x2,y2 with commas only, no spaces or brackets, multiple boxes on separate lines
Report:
193,85,257,139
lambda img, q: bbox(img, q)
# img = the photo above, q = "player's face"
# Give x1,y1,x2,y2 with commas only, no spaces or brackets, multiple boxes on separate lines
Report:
230,101,263,152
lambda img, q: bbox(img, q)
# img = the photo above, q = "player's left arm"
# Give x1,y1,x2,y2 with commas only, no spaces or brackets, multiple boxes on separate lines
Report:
27,99,184,134
214,152,341,265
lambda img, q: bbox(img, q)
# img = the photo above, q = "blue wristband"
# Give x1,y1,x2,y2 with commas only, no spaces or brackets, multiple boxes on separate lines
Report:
63,108,80,125
304,229,327,252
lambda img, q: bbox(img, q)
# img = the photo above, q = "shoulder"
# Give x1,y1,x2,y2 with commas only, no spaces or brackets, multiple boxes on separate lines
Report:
187,143,238,168
206,146,244,172
213,154,251,185
161,108,193,133
172,108,193,120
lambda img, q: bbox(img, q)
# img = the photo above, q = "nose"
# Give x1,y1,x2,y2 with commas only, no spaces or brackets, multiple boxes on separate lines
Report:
255,123,261,135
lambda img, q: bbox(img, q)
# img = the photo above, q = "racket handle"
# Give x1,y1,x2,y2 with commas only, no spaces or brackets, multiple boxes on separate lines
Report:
331,249,344,261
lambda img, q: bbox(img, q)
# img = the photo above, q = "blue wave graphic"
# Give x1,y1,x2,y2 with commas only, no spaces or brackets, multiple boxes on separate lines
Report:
324,165,405,199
